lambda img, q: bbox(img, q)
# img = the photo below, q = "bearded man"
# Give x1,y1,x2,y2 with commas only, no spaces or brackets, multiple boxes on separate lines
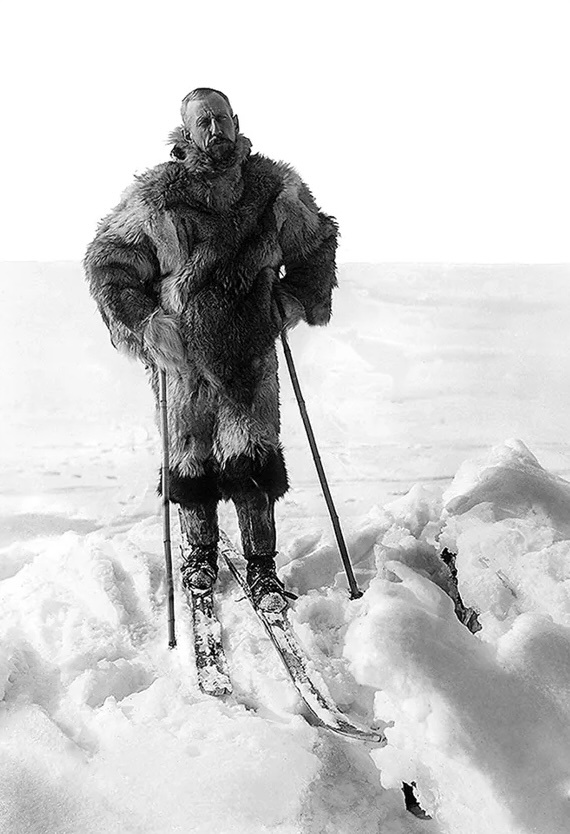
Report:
84,88,338,611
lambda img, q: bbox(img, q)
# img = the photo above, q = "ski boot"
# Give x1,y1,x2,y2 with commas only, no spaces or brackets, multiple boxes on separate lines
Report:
246,554,296,613
233,486,296,612
179,503,219,593
180,544,218,593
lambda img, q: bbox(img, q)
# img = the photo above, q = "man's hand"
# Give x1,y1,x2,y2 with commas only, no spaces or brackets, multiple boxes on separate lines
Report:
142,309,187,371
273,289,304,332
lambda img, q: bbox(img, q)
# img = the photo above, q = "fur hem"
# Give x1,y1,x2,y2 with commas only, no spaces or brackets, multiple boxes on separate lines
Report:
218,447,289,501
157,446,289,506
158,468,221,506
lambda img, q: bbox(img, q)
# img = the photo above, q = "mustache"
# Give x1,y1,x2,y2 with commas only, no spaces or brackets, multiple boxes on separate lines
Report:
206,139,236,162
207,136,232,147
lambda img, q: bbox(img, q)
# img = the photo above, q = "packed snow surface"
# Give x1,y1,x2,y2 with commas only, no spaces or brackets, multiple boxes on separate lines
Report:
1,262,570,833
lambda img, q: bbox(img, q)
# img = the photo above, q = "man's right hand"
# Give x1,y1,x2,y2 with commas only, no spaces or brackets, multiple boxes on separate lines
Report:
142,309,187,371
273,289,304,332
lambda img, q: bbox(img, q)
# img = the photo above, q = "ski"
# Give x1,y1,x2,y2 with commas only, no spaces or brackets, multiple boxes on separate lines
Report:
218,532,386,745
184,585,232,697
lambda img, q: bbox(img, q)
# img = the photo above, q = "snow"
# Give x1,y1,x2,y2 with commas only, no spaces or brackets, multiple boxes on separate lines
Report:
345,562,570,833
2,261,570,832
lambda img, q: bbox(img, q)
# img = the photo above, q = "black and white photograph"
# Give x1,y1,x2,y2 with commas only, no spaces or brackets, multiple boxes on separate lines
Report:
1,1,570,832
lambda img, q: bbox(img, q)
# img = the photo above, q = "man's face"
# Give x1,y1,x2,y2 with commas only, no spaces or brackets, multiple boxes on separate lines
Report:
182,93,238,161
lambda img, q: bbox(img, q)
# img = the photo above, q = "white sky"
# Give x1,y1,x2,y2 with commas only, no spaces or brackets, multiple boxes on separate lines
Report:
2,0,569,262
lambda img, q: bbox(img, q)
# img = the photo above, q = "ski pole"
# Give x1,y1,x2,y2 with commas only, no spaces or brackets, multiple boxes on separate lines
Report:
275,298,363,600
159,369,177,648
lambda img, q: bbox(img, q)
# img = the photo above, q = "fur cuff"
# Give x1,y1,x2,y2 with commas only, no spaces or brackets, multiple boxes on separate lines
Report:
305,299,332,326
143,309,186,371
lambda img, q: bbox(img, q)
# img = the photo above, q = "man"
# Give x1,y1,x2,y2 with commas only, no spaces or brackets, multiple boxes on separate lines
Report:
84,88,338,611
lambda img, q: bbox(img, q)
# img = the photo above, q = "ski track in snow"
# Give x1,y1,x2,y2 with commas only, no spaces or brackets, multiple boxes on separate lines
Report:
1,262,570,833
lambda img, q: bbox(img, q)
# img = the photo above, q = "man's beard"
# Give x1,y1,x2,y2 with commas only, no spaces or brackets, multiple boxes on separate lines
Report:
204,138,237,167
173,131,252,179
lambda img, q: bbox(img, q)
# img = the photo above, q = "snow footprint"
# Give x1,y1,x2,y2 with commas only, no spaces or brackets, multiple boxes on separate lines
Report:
68,658,156,708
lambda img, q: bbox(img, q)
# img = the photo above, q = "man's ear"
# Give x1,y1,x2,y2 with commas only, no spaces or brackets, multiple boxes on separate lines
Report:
233,114,240,134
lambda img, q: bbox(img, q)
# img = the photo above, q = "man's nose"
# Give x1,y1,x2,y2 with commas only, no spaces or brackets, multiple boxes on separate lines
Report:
210,118,222,136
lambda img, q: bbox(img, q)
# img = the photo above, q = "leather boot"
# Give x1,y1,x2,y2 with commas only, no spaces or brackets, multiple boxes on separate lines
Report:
178,501,219,592
233,489,294,612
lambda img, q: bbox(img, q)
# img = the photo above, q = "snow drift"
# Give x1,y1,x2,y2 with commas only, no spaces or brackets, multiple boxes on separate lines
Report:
345,440,570,833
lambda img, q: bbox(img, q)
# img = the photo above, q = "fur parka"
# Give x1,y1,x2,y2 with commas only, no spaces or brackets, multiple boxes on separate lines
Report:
84,131,338,505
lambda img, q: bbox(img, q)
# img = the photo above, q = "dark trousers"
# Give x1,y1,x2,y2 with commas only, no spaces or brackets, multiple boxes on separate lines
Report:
178,487,276,560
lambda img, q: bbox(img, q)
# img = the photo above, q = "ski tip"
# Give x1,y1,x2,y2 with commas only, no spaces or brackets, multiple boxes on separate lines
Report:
330,725,387,745
361,730,387,745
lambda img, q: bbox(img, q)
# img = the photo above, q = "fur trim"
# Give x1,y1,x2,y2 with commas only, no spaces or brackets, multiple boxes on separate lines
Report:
157,448,288,505
218,446,289,501
159,468,221,506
